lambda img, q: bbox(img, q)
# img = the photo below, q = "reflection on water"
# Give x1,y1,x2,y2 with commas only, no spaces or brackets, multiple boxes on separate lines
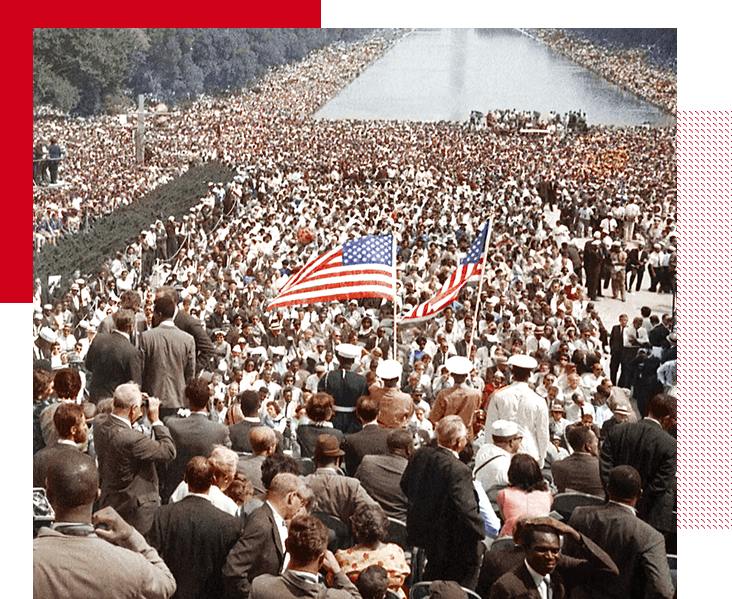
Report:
315,28,674,127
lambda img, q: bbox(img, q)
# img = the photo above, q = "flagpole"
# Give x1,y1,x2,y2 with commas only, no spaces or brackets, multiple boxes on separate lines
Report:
467,206,494,359
392,224,398,361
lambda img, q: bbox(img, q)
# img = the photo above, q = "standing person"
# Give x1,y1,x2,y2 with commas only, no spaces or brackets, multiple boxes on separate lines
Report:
600,393,676,548
33,451,177,599
583,237,603,301
318,343,369,434
550,425,603,497
473,420,523,510
33,402,88,488
567,465,675,599
609,242,626,302
485,355,549,468
608,315,628,386
400,416,486,589
47,138,63,183
139,296,196,411
222,473,310,599
372,360,414,430
146,456,243,599
429,356,482,439
93,383,176,535
85,308,143,403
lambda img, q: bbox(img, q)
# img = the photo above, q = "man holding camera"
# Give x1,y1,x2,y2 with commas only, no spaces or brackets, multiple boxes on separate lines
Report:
93,383,176,535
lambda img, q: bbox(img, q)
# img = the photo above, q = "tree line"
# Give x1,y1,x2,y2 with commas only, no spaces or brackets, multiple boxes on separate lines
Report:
33,28,373,116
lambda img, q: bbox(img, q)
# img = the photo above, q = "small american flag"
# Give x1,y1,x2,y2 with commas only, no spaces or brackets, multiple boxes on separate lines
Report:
402,221,491,322
268,235,395,310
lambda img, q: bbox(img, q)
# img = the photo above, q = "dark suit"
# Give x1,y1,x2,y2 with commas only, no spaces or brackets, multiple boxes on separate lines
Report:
139,322,196,409
599,420,676,534
355,453,409,523
489,533,619,599
85,331,143,403
551,453,604,497
146,495,242,599
93,413,176,535
296,425,344,459
222,503,285,599
229,419,283,454
32,441,81,488
608,324,625,385
648,324,670,349
568,502,675,599
341,423,390,476
160,412,232,504
175,311,216,374
97,312,147,344
251,570,360,599
401,445,486,589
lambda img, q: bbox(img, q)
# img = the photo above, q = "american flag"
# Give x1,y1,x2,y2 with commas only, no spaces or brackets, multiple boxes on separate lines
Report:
402,221,491,322
268,235,395,310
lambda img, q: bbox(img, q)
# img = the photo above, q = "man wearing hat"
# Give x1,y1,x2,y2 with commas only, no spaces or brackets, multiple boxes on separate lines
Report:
430,356,481,439
485,355,549,468
318,343,368,434
473,420,523,510
373,360,414,430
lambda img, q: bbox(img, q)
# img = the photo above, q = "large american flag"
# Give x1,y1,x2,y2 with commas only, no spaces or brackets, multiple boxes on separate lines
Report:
402,221,491,322
268,235,395,310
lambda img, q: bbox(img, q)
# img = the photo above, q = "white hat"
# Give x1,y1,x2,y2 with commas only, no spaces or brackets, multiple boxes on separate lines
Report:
336,343,361,360
39,327,57,343
491,420,520,438
613,404,630,416
508,354,538,370
550,402,564,412
271,346,286,356
376,359,402,380
446,356,473,375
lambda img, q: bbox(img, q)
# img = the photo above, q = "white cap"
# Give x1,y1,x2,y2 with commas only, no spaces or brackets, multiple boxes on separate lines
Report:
271,346,286,356
446,356,473,375
491,420,520,438
376,359,402,380
39,327,57,343
336,343,361,360
508,354,538,370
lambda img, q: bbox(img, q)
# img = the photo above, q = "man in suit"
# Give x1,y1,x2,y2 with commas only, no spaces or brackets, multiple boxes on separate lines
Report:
401,415,486,589
567,466,675,599
342,394,390,476
96,289,147,345
160,377,232,504
600,393,677,549
222,473,310,599
237,427,278,496
489,516,619,599
34,451,177,599
156,286,216,374
93,383,177,535
373,359,414,430
303,434,377,525
318,343,369,434
85,308,143,403
608,314,627,386
648,313,672,349
33,402,88,488
229,390,283,453
355,427,413,523
551,425,604,497
147,456,243,599
139,295,196,410
250,515,360,599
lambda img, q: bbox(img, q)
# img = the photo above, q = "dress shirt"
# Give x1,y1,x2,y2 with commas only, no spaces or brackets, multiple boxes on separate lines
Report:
267,500,290,571
525,560,553,599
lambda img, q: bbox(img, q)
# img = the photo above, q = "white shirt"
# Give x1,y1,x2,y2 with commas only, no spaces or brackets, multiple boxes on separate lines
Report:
525,560,553,599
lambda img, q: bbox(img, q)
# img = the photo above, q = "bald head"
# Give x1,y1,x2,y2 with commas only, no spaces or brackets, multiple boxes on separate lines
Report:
112,383,142,412
250,426,277,455
46,451,98,514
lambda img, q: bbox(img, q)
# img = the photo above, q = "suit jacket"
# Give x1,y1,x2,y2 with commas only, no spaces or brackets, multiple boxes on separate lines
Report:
373,386,415,429
251,570,360,599
609,324,625,355
430,385,481,438
303,467,377,524
599,420,676,532
355,453,409,523
146,495,243,599
85,331,143,402
551,452,604,497
229,419,284,454
94,413,177,534
97,312,148,344
237,454,267,496
296,425,344,459
490,533,619,599
32,441,81,488
568,502,675,599
139,322,196,408
318,369,368,432
401,446,485,556
341,423,390,476
175,311,216,374
160,413,232,504
222,503,286,599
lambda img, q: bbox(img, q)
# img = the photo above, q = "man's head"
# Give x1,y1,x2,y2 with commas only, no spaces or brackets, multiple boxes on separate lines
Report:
238,390,261,417
184,456,214,494
619,314,628,327
53,402,88,445
45,451,99,519
153,295,176,325
355,395,380,425
355,565,389,599
386,428,414,459
261,453,301,490
491,420,522,454
435,415,469,454
185,377,211,411
566,424,599,456
521,525,562,576
647,393,677,431
268,473,310,521
313,434,345,466
285,515,329,569
607,465,642,505
112,383,144,424
249,426,277,456
53,368,82,400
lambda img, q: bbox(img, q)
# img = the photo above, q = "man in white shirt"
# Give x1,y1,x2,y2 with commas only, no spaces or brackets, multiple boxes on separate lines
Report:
473,420,522,511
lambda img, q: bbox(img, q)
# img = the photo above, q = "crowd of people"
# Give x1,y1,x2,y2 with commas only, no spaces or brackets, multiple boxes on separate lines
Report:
33,30,677,599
